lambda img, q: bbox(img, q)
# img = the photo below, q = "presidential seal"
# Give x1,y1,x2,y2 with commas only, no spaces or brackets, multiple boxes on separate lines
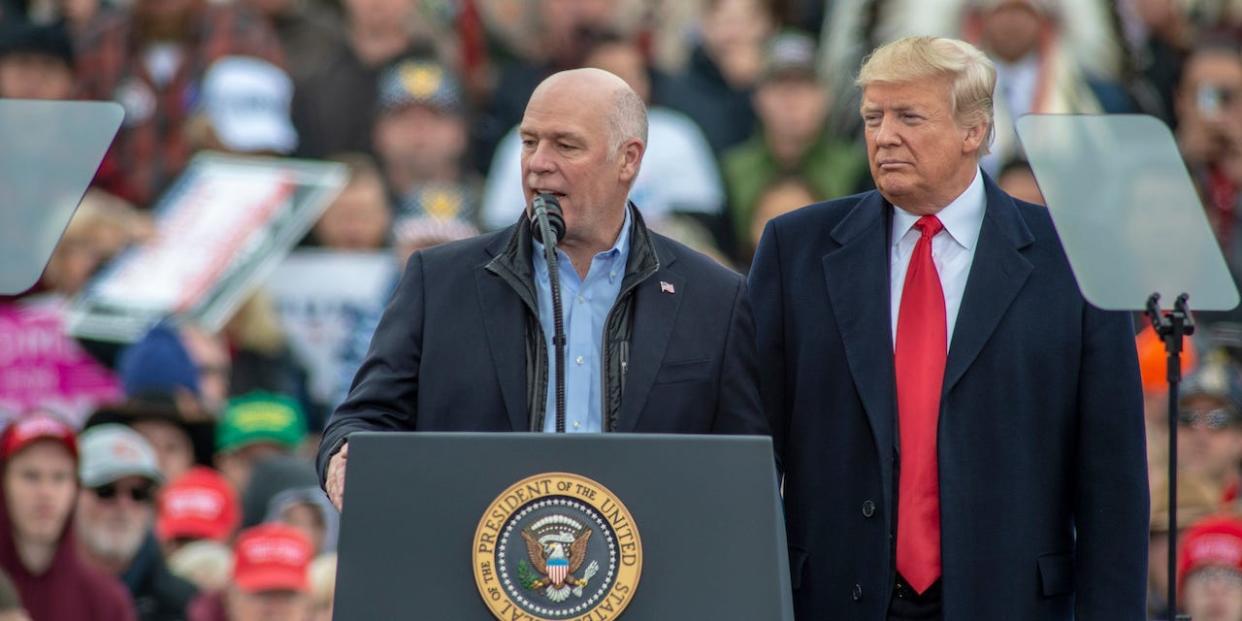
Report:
473,473,642,621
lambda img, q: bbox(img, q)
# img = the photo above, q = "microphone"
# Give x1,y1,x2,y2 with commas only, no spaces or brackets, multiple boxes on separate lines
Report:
528,192,568,433
529,194,566,245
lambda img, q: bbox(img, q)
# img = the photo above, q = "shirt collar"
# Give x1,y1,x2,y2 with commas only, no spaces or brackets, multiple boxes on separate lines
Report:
891,166,986,251
533,203,633,273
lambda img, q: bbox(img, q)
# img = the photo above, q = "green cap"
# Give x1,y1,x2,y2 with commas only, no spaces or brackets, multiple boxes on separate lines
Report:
217,391,306,454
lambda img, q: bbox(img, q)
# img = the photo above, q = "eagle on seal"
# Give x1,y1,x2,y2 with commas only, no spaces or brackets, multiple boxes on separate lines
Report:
521,527,594,601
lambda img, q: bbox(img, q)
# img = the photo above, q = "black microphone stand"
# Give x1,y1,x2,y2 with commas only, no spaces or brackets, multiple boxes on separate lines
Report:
1147,292,1194,621
533,199,567,433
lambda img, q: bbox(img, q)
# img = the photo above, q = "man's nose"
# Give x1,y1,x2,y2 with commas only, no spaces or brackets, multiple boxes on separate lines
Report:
526,141,556,175
874,115,902,147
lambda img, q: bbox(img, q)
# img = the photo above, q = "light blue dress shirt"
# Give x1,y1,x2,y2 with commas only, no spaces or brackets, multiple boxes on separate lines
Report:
532,206,632,432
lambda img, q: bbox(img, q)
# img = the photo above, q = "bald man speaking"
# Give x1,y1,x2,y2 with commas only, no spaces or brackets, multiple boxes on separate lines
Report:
319,69,767,508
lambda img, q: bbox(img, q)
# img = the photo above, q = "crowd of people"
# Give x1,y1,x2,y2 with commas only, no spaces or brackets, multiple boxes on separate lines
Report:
0,0,1240,618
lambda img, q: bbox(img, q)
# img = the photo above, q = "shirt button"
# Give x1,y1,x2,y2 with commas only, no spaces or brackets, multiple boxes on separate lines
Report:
852,584,863,601
575,355,584,366
862,500,876,518
572,421,580,429
576,295,585,304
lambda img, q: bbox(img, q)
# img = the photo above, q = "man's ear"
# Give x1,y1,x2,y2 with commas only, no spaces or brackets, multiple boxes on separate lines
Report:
617,138,645,184
962,120,988,156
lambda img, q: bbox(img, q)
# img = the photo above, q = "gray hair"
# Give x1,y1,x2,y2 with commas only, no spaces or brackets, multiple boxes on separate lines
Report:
608,87,648,153
856,36,997,156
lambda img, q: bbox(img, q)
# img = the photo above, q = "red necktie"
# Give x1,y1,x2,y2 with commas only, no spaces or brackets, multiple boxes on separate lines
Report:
895,215,947,594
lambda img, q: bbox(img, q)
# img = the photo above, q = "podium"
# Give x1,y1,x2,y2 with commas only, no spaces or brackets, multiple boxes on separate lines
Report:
334,432,793,620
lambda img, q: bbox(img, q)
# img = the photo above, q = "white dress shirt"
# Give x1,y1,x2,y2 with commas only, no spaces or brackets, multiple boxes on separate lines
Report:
890,168,986,349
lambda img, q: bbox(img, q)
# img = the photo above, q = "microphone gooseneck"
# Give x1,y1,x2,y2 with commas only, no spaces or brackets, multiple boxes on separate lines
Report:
531,193,567,433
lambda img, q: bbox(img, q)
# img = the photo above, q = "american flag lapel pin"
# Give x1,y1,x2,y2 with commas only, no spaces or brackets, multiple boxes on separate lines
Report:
660,281,676,294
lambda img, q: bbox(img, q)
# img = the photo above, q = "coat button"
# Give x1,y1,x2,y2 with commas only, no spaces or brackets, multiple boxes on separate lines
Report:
852,584,863,601
862,500,876,518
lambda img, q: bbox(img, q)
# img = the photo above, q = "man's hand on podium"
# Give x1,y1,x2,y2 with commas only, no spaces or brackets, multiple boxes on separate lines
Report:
327,443,349,511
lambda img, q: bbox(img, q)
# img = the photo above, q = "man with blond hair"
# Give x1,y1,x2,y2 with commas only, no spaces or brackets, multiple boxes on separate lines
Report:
749,36,1147,619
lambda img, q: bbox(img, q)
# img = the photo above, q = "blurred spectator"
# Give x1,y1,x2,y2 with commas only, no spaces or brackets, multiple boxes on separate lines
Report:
373,58,479,222
186,524,312,621
1139,322,1199,472
238,456,315,530
996,159,1045,206
722,30,868,260
157,467,239,557
238,0,340,83
392,215,479,267
179,325,232,416
333,213,479,406
186,56,298,156
0,21,74,100
118,322,230,419
820,0,1127,134
74,0,284,207
222,293,305,400
1179,515,1242,621
0,414,137,620
290,0,436,159
18,0,100,34
661,0,776,154
263,486,337,554
472,0,626,171
640,0,709,73
746,176,818,261
117,325,200,403
963,0,1114,175
306,553,334,621
1178,355,1242,498
1124,0,1194,124
1149,472,1226,619
0,568,30,621
1175,41,1242,274
76,424,197,621
481,32,725,234
310,154,393,251
86,397,216,485
214,392,306,498
166,541,231,593
41,190,147,299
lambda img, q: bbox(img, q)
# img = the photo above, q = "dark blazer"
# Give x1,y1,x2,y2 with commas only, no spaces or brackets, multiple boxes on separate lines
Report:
318,221,768,480
748,175,1148,620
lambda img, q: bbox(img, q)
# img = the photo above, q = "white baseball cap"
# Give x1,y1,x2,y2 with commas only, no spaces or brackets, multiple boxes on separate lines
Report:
78,423,163,488
200,56,298,155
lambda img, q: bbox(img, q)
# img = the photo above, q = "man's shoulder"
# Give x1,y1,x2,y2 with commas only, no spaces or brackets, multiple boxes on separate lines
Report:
767,191,876,240
650,233,743,290
1006,195,1057,238
414,227,513,270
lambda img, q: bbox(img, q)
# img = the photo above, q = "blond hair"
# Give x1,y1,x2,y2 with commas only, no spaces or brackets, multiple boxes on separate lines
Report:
856,36,997,155
167,540,233,592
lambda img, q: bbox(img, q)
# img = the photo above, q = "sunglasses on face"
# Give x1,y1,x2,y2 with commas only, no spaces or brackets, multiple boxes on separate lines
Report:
91,482,155,503
1178,408,1238,431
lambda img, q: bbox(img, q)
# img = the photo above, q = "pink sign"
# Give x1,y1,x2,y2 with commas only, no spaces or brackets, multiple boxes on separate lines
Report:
0,301,121,427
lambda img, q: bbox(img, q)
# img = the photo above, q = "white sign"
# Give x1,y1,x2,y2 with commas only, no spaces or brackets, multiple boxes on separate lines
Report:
267,251,395,408
65,153,346,342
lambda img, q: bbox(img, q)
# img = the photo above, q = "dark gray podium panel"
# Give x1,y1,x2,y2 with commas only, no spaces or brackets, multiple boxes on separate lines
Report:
334,432,792,620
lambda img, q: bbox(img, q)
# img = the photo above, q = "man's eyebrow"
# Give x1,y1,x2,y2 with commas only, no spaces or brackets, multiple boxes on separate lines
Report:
860,104,920,113
519,128,586,142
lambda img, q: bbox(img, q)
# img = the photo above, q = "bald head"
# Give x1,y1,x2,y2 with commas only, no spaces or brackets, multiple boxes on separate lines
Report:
530,68,648,153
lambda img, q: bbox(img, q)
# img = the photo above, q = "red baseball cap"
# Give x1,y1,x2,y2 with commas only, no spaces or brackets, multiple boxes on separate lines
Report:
0,414,77,462
1179,516,1242,593
232,523,313,593
157,467,239,543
